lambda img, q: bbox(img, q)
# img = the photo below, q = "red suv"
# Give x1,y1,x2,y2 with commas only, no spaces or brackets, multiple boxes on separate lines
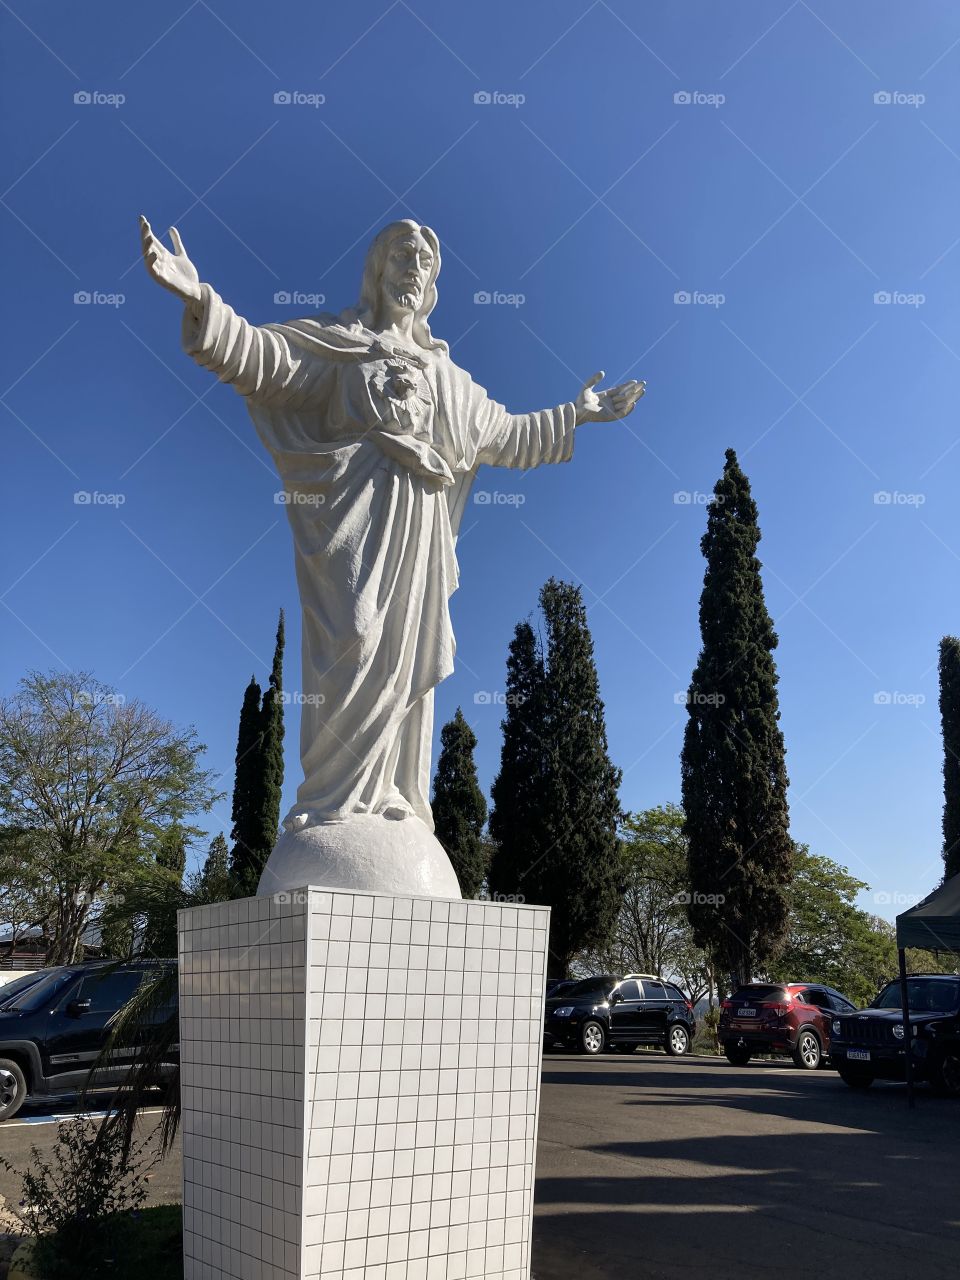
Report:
720,982,857,1070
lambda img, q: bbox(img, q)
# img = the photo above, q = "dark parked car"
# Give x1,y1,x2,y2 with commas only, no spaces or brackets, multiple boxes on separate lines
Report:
545,979,576,999
720,982,856,1070
0,960,177,1121
543,973,697,1057
831,973,960,1094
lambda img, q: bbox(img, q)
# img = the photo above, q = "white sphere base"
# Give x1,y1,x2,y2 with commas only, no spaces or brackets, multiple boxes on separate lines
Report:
256,813,463,899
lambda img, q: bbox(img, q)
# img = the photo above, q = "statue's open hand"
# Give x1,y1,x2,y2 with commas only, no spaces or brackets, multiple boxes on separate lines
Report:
140,216,201,303
575,371,646,425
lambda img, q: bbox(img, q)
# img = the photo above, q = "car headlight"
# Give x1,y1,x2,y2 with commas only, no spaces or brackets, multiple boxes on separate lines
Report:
892,1024,904,1040
832,1020,840,1035
552,1006,574,1018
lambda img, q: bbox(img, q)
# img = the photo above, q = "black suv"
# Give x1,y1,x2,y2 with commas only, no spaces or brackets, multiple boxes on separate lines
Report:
0,960,177,1120
543,973,697,1056
831,973,960,1094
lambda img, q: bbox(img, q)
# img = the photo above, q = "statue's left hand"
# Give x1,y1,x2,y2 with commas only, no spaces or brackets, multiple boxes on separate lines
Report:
575,371,646,424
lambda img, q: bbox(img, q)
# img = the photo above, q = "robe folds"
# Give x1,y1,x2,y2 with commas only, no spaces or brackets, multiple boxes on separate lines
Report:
183,285,577,831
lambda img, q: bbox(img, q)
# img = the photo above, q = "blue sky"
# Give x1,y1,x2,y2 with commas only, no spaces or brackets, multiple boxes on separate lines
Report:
3,1,960,918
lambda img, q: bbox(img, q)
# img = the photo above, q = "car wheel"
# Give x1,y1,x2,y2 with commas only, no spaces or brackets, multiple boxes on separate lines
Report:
932,1050,960,1097
579,1019,606,1056
838,1067,874,1090
666,1024,690,1057
0,1059,28,1122
792,1029,822,1070
724,1045,752,1067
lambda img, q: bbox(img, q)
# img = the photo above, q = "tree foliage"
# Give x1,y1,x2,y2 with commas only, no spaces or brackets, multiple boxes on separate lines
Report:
229,609,286,898
490,580,622,977
431,708,488,898
681,449,793,985
0,671,219,964
940,636,960,881
577,804,715,1005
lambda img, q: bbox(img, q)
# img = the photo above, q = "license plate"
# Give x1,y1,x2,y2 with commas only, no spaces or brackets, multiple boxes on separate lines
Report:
737,1008,757,1017
847,1048,870,1062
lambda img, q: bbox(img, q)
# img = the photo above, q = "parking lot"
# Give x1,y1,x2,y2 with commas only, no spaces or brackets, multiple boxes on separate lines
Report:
532,1054,959,1280
0,1056,955,1280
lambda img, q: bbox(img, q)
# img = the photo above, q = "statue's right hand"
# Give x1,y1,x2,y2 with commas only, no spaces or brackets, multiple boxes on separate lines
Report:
139,215,201,302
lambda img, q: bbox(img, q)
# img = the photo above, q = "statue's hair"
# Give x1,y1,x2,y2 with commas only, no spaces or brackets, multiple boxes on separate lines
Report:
342,219,447,355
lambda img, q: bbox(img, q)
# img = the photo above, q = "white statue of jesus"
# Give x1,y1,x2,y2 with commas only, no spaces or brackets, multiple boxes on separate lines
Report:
141,215,645,897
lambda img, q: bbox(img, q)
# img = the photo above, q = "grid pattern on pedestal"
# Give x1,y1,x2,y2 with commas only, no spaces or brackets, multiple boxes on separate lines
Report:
179,895,308,1280
303,892,548,1280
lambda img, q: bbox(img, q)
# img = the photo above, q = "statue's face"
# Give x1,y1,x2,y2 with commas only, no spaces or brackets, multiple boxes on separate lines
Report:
380,231,435,315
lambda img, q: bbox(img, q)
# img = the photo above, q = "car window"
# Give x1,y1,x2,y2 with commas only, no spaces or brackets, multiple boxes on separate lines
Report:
559,976,617,1000
665,985,686,1002
616,980,641,1000
0,971,49,1008
641,980,666,1000
873,978,960,1013
804,989,833,1009
3,970,78,1012
73,969,144,1014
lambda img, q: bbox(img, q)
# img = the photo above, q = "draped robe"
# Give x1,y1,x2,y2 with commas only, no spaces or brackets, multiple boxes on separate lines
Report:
182,285,577,833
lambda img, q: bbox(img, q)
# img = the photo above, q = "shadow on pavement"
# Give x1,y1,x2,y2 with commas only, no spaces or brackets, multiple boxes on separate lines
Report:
533,1057,959,1280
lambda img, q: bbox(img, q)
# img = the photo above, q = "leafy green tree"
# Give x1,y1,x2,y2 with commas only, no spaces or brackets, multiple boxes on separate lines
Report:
141,825,186,958
940,636,960,880
229,612,285,898
490,580,622,978
432,708,488,898
0,672,219,964
577,804,714,1006
767,845,870,998
681,449,793,986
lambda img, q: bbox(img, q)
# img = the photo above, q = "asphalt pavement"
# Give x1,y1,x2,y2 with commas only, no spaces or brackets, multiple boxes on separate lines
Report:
532,1052,959,1280
0,1057,954,1280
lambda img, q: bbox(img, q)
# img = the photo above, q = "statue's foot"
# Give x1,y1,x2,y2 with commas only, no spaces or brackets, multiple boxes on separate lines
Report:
382,804,409,820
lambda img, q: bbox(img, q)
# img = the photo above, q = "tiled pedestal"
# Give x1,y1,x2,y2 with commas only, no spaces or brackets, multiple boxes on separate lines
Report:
177,887,550,1280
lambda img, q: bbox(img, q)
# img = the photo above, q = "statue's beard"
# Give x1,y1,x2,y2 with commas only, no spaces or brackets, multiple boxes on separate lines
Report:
386,281,423,313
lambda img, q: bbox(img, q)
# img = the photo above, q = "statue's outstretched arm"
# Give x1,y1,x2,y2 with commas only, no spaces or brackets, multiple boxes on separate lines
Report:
140,215,303,401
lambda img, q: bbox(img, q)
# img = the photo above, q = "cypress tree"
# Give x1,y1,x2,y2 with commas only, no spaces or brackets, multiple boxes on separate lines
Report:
229,676,265,898
195,832,232,905
940,636,960,880
258,609,285,864
432,708,488,898
680,448,792,986
489,621,547,900
229,611,286,898
490,583,623,978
